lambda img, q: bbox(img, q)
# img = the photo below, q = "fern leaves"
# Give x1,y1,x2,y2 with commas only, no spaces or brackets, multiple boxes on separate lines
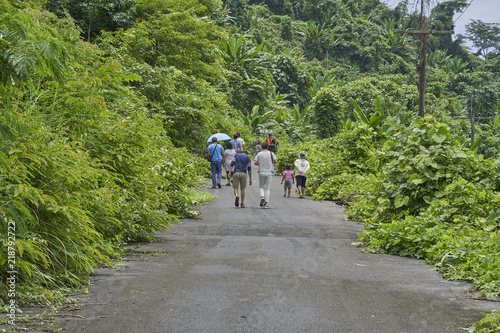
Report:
0,3,68,86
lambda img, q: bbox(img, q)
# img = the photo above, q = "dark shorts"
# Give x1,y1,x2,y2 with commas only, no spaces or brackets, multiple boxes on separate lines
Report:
296,175,307,188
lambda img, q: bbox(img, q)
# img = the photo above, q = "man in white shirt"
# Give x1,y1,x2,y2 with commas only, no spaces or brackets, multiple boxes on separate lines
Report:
254,141,277,208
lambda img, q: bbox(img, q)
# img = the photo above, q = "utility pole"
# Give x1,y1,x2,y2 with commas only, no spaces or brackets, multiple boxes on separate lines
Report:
394,0,454,117
453,92,493,146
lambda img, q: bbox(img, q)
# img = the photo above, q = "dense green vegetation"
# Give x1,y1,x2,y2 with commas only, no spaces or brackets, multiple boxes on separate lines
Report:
1,0,499,330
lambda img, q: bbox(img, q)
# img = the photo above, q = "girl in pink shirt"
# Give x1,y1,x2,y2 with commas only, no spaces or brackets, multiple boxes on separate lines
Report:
281,164,295,198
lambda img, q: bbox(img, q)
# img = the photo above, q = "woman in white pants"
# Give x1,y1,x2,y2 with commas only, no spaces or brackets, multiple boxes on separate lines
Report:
254,141,277,208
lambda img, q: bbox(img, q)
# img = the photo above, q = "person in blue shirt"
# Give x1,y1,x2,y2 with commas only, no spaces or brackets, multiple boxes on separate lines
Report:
207,137,225,188
229,151,252,208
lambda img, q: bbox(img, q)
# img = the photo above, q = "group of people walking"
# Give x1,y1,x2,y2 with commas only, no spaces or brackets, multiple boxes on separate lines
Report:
207,133,310,208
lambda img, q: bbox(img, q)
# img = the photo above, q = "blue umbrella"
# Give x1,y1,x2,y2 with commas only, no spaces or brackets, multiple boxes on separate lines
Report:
207,133,231,142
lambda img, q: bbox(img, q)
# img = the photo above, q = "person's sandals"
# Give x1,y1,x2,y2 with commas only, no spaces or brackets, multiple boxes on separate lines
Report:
260,197,265,207
235,196,239,207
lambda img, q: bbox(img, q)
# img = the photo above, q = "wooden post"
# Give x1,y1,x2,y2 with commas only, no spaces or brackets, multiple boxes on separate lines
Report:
418,33,427,116
394,0,454,117
453,92,493,146
454,113,493,146
418,0,427,117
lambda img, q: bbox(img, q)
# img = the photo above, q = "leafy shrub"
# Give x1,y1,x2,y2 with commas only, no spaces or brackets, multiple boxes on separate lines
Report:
359,177,500,298
368,115,496,223
0,127,118,295
352,116,500,329
314,172,356,201
333,75,419,117
276,123,384,202
466,311,500,333
311,88,344,138
307,124,385,200
0,1,218,308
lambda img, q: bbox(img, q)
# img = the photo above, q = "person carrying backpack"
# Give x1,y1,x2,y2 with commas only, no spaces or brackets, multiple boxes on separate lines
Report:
266,133,279,153
252,135,261,157
230,134,242,153
235,132,246,152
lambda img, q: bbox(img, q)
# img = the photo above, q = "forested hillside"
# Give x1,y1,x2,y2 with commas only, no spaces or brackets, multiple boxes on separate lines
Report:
1,0,499,330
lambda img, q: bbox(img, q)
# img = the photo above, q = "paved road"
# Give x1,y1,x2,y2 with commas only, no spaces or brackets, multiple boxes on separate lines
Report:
57,176,499,332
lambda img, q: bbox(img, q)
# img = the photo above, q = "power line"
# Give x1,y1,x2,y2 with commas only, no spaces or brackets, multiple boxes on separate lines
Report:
453,0,475,25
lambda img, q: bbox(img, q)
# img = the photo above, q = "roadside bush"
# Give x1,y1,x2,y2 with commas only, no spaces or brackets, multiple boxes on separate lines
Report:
308,124,385,201
359,177,500,298
367,115,496,224
352,116,500,329
0,2,215,308
467,311,500,333
311,88,344,138
276,123,385,205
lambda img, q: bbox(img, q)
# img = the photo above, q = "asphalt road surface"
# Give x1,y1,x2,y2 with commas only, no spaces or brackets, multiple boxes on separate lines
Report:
57,176,499,333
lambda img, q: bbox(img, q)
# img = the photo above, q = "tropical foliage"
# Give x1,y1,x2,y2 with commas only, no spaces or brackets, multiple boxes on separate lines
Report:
1,0,500,330
279,114,500,332
0,0,213,307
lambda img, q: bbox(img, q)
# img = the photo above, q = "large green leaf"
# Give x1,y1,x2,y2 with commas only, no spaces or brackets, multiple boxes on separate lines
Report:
352,101,369,124
430,124,450,143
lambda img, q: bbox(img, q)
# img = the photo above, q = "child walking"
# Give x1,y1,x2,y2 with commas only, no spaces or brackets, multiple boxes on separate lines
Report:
281,164,294,198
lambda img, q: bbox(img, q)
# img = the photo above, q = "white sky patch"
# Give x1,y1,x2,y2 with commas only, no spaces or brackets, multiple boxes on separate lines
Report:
383,0,500,50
